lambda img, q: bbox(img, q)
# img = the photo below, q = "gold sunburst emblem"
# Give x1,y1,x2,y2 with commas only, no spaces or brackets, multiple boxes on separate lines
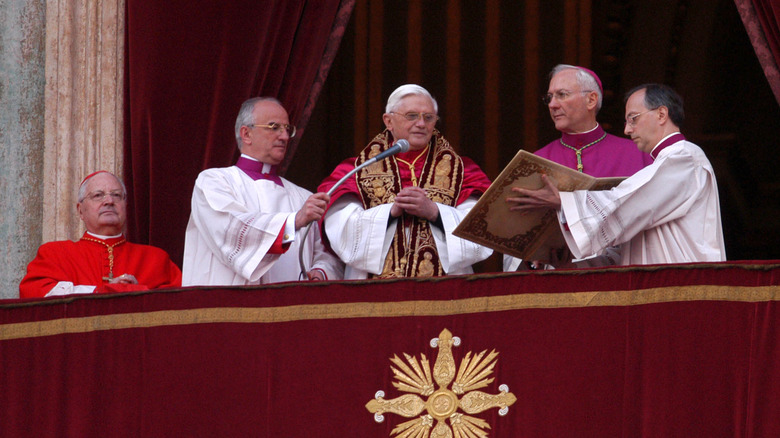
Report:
366,328,517,437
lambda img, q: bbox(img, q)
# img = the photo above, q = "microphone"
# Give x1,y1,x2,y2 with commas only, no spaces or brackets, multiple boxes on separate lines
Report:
326,139,410,196
365,139,411,166
299,139,412,279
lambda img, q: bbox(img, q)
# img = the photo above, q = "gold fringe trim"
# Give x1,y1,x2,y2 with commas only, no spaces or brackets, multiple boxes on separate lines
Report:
2,284,779,341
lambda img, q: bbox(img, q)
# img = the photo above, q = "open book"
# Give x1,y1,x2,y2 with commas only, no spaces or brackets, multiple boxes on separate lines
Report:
453,150,624,263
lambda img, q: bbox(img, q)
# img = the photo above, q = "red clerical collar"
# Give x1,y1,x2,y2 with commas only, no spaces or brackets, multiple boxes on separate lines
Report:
650,133,686,160
395,145,429,163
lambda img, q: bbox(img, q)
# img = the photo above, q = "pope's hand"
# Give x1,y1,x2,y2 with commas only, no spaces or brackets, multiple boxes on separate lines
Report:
391,187,438,221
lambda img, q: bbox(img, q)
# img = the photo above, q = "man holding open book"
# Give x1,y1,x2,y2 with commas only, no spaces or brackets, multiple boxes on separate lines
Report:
506,84,726,265
505,64,652,270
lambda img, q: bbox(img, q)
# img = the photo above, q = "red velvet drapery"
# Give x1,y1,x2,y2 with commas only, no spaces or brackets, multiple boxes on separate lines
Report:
736,0,780,103
3,263,780,436
123,0,354,266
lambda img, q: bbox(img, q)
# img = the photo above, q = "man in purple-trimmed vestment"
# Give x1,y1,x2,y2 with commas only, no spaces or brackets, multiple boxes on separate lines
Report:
506,84,726,266
182,97,343,285
505,64,654,271
535,64,653,177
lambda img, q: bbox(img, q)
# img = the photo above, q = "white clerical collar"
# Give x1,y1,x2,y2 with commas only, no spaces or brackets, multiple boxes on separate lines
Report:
565,123,600,135
240,154,274,173
87,231,123,240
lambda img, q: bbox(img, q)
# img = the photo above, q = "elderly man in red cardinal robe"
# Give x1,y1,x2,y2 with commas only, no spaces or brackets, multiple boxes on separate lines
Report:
19,171,182,298
318,84,493,279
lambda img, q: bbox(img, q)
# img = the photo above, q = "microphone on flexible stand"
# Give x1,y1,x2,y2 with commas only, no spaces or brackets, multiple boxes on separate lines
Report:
298,139,411,279
325,139,410,196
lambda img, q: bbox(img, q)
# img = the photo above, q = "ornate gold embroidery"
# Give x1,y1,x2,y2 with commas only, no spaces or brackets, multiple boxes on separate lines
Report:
367,144,385,174
367,329,517,437
355,130,465,278
433,154,453,189
360,176,395,208
418,251,435,277
423,136,461,206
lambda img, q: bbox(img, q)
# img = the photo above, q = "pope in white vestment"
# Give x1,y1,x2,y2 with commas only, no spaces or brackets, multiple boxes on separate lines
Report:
320,184,489,279
182,97,343,286
318,85,493,279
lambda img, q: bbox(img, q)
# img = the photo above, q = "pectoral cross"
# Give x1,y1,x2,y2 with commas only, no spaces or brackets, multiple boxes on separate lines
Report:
559,132,607,173
81,236,125,283
101,250,116,281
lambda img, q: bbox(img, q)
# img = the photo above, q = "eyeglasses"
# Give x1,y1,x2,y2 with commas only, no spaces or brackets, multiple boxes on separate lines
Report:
390,112,439,124
624,109,656,127
542,90,594,105
248,123,297,138
84,191,125,203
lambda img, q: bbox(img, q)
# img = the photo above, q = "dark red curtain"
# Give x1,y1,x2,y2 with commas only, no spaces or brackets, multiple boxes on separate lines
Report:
736,0,780,103
3,263,780,436
123,0,355,266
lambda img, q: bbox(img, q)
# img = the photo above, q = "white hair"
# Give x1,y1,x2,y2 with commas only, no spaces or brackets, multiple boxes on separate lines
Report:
234,97,283,149
385,84,438,114
77,172,127,202
551,64,603,111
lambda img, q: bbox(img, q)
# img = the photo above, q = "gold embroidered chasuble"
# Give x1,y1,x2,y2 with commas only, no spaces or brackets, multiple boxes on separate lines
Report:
354,130,465,278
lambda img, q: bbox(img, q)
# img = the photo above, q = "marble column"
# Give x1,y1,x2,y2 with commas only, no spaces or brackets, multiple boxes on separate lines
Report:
0,0,124,299
43,0,125,243
0,0,47,299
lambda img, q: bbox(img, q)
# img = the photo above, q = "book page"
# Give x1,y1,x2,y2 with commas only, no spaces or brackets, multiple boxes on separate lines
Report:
453,150,623,262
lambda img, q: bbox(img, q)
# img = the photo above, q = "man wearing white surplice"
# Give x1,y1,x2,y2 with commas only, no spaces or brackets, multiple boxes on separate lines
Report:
182,97,343,285
506,84,726,265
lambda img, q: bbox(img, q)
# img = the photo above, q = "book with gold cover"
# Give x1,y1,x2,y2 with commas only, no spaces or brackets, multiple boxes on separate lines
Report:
453,150,624,263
